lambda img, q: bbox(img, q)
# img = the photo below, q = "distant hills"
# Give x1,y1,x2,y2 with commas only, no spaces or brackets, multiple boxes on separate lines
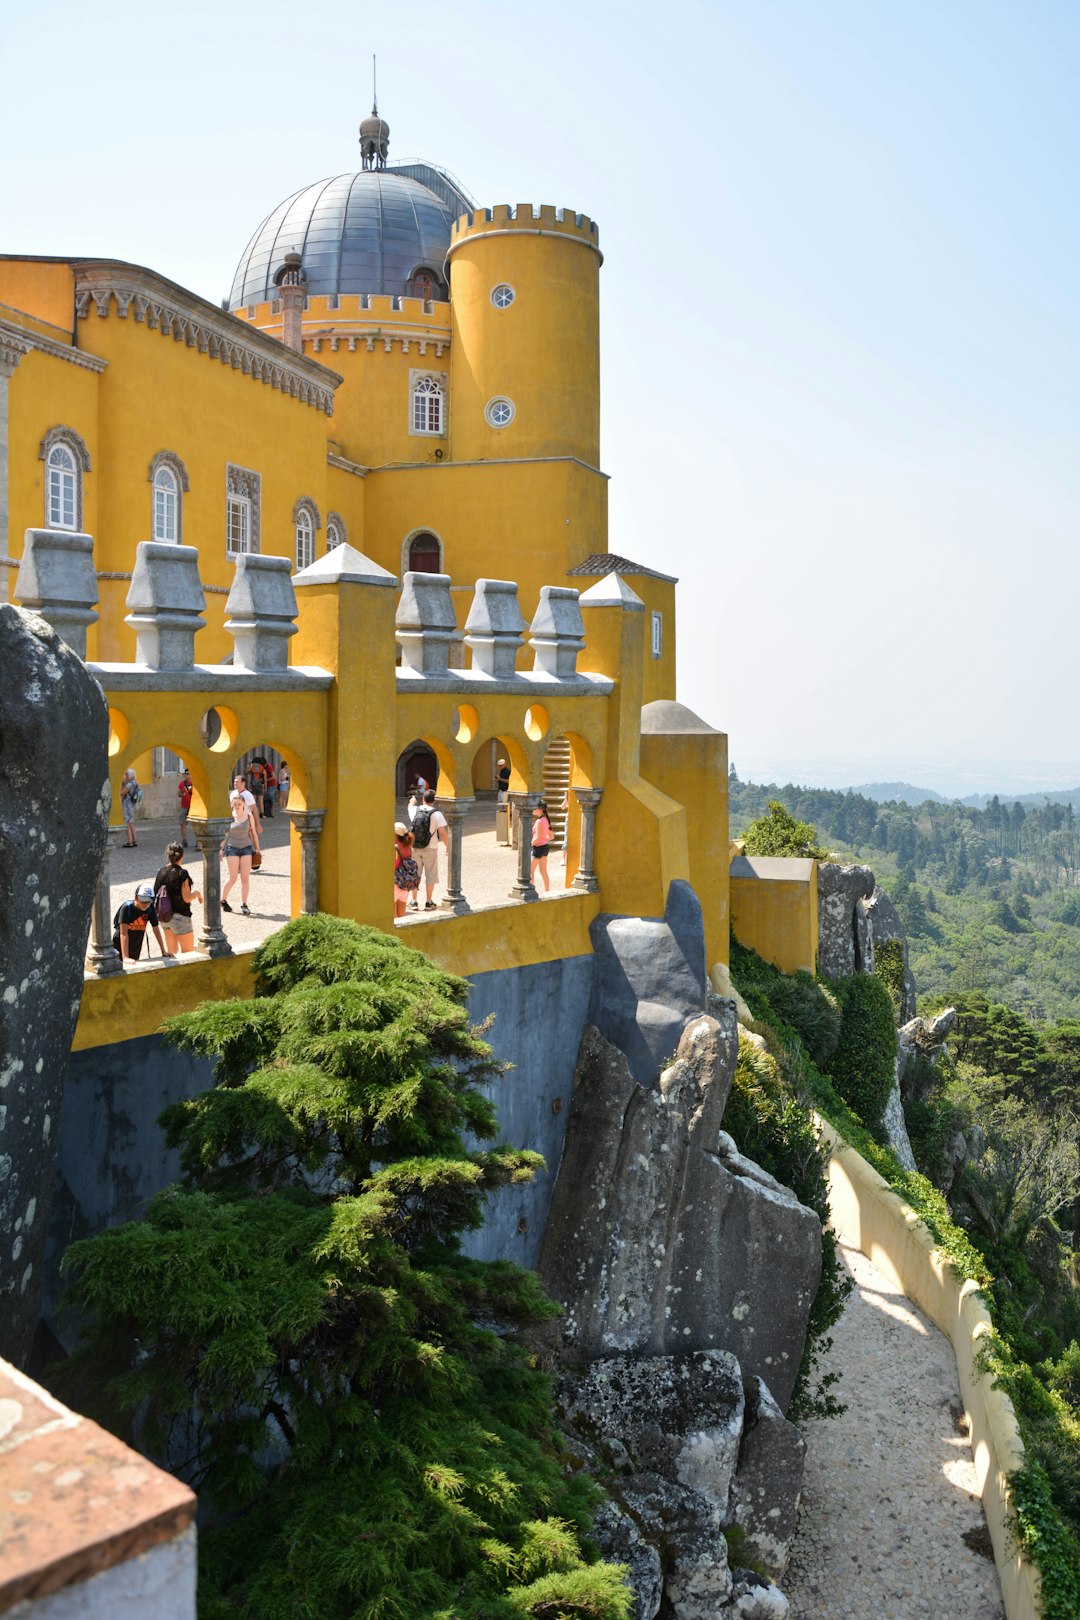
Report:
851,781,1080,811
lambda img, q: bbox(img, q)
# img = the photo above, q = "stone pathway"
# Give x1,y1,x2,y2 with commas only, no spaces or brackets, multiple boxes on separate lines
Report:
782,1244,1005,1620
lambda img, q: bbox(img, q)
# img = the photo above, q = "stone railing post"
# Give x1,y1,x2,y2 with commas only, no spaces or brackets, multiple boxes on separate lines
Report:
572,787,603,893
528,585,585,678
189,816,233,956
85,826,124,976
464,579,525,676
125,541,206,668
439,798,474,913
395,571,460,674
285,807,326,914
225,553,297,671
509,792,542,901
15,529,99,658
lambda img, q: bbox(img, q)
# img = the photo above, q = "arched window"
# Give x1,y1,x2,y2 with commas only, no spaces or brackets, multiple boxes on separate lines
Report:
325,512,346,550
293,497,321,571
411,374,445,435
153,466,179,543
407,531,442,574
39,426,91,530
408,267,443,301
148,450,189,544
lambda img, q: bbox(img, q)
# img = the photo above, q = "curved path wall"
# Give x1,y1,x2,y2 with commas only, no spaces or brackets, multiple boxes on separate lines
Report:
817,1119,1040,1620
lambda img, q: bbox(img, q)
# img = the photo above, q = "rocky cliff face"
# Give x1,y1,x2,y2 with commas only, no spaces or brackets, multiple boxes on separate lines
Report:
538,884,822,1615
0,606,109,1365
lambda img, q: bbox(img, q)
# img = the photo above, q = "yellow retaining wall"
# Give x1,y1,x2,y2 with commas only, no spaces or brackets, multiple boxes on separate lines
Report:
729,855,818,976
818,1119,1040,1620
74,948,258,1050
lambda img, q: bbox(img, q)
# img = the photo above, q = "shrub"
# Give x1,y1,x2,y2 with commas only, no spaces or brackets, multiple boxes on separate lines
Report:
826,974,897,1135
741,800,828,860
873,938,907,1021
758,969,842,1069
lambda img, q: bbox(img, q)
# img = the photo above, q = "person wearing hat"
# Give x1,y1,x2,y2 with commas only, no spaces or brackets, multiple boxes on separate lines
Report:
112,881,167,965
496,759,511,804
393,822,421,919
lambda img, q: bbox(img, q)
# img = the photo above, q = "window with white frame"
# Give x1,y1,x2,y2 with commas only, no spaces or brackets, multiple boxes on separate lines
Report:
226,464,260,557
47,445,78,529
410,372,445,435
295,507,315,570
40,425,90,530
153,465,179,543
651,610,663,659
325,512,346,550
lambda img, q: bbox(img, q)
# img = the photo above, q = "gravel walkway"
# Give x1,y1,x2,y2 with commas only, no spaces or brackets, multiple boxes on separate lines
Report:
782,1244,1005,1620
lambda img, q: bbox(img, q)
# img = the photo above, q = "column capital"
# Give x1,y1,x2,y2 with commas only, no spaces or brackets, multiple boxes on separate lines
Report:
189,815,233,841
573,787,604,808
509,791,544,810
0,331,32,379
439,796,475,820
285,807,327,837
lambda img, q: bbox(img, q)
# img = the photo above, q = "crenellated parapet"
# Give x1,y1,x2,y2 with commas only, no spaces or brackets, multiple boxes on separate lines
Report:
236,290,451,358
448,203,602,263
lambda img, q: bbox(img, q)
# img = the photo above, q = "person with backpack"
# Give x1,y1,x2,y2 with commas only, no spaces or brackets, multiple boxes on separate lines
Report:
112,881,167,964
393,822,421,919
177,768,193,848
153,841,202,956
407,787,448,911
120,768,140,847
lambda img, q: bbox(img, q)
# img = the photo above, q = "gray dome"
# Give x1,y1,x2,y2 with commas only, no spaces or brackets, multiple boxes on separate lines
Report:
229,170,456,307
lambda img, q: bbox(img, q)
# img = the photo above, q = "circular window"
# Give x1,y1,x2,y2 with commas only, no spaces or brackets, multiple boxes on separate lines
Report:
491,283,515,309
485,397,515,429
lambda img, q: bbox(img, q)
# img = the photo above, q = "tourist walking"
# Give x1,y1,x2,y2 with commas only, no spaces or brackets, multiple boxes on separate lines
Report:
408,788,448,911
393,822,421,919
120,768,139,846
221,776,261,916
177,768,193,848
263,762,277,819
154,841,202,956
530,799,552,893
278,761,290,808
112,880,166,963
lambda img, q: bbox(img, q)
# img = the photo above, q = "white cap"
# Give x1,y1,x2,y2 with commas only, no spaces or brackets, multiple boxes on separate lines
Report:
136,881,155,901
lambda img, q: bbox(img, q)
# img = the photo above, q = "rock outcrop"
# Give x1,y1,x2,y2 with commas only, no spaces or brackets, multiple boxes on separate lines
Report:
864,886,917,1020
588,880,707,1082
0,606,109,1364
816,863,875,980
540,1013,822,1410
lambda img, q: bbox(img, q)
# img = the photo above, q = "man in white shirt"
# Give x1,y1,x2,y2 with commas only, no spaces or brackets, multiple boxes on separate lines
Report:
407,788,449,911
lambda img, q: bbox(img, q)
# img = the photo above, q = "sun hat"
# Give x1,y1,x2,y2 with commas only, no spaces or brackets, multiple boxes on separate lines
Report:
136,881,155,901
394,822,409,837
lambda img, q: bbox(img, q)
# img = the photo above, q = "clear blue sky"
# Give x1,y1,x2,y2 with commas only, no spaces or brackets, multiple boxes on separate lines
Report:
5,0,1078,794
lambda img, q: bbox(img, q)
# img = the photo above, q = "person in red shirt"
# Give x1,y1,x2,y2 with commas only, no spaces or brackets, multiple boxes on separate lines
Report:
177,768,193,849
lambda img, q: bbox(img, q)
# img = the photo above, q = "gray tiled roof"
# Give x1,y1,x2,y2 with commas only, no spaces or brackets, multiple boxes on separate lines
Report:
567,553,678,584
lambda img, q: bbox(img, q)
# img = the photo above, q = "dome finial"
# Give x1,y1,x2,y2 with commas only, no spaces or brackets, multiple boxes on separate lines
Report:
359,55,389,170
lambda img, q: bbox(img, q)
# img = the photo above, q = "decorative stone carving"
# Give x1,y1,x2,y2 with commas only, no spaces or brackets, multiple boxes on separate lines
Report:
528,585,586,678
124,542,206,669
464,578,525,677
14,529,99,658
224,554,297,672
395,571,459,675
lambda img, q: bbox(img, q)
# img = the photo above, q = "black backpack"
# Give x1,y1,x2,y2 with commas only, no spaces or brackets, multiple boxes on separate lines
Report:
411,808,433,849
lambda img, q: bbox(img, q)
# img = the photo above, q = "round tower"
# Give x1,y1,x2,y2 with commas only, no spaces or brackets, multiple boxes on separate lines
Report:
446,204,602,466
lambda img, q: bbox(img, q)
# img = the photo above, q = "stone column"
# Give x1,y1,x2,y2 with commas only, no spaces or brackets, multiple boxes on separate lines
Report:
85,827,124,977
189,816,233,956
439,798,473,913
572,788,603,893
509,793,542,902
285,808,326,914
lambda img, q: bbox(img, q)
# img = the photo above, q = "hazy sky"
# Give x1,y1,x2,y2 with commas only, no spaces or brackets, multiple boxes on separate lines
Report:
4,0,1078,793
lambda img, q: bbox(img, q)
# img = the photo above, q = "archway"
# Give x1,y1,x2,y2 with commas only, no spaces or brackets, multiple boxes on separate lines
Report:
397,740,439,798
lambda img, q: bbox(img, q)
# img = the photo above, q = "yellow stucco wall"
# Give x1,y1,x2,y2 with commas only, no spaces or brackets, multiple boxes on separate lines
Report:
0,261,75,333
729,856,819,975
6,348,101,598
641,728,729,969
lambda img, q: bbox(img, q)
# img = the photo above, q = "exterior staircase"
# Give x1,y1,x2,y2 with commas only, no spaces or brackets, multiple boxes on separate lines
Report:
542,737,573,852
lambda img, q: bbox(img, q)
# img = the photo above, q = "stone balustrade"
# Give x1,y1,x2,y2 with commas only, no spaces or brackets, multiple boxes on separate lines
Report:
225,553,298,671
395,569,459,674
14,528,99,657
124,541,206,669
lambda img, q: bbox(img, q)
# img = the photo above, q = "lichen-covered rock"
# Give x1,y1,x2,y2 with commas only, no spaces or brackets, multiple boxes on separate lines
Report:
590,1496,663,1620
816,863,876,980
588,880,707,1081
557,1350,745,1517
732,1378,806,1575
882,1073,918,1173
730,1569,791,1618
0,606,109,1365
539,1014,822,1410
619,1472,733,1620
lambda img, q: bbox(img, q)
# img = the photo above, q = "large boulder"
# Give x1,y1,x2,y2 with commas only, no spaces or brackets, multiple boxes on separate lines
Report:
539,1013,822,1411
864,886,917,1019
619,1472,733,1620
731,1378,806,1575
816,863,875,980
0,606,109,1364
589,880,707,1081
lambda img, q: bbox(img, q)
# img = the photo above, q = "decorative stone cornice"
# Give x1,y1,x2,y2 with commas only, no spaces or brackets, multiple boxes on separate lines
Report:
0,316,106,375
307,327,449,358
70,262,343,416
327,452,368,478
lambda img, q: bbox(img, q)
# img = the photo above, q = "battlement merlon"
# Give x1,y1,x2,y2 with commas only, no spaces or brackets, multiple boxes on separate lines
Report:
237,292,453,331
447,204,602,264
